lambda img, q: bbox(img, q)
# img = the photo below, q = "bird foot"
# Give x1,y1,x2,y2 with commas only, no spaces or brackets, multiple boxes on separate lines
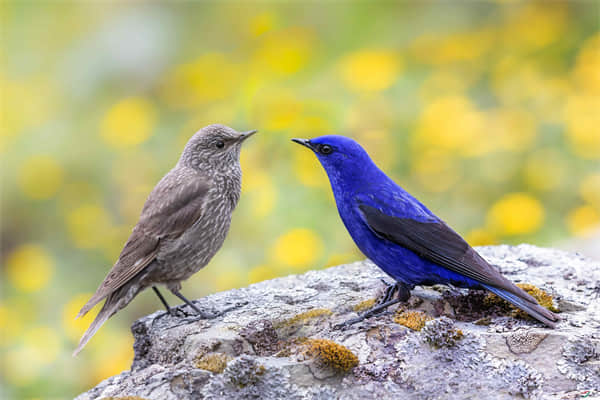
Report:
167,301,249,328
334,281,412,330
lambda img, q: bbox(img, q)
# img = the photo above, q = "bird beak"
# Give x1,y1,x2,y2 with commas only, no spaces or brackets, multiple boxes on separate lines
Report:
291,138,314,150
239,130,258,142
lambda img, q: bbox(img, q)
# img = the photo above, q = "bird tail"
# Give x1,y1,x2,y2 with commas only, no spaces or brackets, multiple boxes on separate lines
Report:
73,292,122,356
482,284,559,328
75,290,108,320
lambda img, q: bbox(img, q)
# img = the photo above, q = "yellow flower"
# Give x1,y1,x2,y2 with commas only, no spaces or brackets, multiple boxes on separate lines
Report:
18,155,64,200
465,228,497,246
573,33,600,93
89,328,134,383
580,173,600,207
6,244,54,292
248,265,278,284
270,228,323,269
255,27,313,75
101,97,156,149
340,50,401,92
413,96,489,157
214,267,248,291
162,53,241,108
564,93,600,159
62,293,96,341
566,205,600,237
66,204,113,249
487,193,545,236
502,3,567,49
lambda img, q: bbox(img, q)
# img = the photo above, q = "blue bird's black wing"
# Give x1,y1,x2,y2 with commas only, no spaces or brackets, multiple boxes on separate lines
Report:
358,204,558,327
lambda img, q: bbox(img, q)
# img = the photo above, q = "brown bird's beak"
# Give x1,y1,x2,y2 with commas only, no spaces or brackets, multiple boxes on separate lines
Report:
238,130,258,142
291,138,314,150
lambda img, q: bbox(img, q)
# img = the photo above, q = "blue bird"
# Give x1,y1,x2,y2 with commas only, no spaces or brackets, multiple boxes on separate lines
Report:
292,135,558,328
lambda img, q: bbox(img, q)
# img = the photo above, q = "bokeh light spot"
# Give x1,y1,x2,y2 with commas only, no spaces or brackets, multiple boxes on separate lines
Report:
248,265,278,284
101,97,156,149
580,173,600,207
6,244,54,292
66,204,113,249
566,205,600,237
487,193,545,235
270,228,323,269
340,50,401,92
62,293,96,341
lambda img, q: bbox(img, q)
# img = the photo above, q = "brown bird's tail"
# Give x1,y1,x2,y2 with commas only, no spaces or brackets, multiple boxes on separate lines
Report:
73,289,129,356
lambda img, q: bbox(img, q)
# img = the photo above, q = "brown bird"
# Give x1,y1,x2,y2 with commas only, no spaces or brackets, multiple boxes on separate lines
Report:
74,124,256,356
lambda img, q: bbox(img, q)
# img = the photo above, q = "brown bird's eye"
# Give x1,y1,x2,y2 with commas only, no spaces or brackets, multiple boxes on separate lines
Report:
320,144,333,155
216,140,225,149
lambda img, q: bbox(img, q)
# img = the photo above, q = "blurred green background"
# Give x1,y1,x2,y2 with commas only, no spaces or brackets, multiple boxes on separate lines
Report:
1,1,599,399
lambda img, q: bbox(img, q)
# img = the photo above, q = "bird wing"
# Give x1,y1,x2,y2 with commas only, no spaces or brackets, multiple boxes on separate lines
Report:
357,203,535,301
77,170,211,317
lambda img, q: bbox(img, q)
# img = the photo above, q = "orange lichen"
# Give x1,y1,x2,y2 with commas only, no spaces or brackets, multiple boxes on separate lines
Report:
394,310,432,331
274,308,332,329
195,353,230,373
484,283,558,319
305,338,358,372
353,298,376,312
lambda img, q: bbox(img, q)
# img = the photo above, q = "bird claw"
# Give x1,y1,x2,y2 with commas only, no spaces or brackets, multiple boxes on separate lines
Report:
334,281,412,330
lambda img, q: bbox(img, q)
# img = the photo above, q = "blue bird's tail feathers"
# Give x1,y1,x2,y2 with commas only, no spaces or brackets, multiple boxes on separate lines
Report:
482,284,558,328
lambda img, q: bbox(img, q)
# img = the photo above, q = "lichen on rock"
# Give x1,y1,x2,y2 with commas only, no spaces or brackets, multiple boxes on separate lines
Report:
421,317,463,348
394,310,432,330
304,338,358,372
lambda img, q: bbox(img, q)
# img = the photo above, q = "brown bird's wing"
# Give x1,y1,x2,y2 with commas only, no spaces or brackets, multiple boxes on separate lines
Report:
77,170,211,318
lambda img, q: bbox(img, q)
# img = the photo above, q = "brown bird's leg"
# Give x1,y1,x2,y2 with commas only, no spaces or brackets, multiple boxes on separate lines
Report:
334,281,413,330
170,289,204,315
152,286,175,315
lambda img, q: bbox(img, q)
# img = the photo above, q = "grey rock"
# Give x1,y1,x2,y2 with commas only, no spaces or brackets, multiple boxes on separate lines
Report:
75,245,600,400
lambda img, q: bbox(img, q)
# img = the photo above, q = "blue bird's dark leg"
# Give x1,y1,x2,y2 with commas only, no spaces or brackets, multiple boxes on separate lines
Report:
334,281,413,330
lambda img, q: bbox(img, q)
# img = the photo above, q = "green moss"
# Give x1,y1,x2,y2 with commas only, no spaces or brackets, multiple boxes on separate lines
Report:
353,298,376,312
305,338,358,372
394,310,432,331
484,283,559,319
274,308,332,329
195,353,231,373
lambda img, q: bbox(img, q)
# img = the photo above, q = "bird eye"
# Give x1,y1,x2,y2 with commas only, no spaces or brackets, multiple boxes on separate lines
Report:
216,140,225,149
320,144,333,155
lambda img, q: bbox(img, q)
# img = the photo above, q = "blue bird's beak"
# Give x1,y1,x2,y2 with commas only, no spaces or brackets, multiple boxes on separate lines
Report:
291,138,314,151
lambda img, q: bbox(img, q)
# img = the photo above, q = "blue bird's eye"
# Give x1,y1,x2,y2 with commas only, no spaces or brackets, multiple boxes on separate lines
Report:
319,144,333,155
216,140,225,149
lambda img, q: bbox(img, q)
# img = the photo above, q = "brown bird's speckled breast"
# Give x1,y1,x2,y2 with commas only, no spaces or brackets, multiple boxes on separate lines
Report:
143,166,242,290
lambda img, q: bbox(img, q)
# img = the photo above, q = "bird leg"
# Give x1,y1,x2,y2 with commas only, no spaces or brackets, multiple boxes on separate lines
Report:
334,281,412,330
152,286,175,315
170,289,205,315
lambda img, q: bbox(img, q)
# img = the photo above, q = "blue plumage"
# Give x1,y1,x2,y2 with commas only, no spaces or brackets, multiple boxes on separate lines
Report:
292,135,558,327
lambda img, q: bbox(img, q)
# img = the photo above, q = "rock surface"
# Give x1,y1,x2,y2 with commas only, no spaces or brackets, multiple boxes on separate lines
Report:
76,245,600,400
